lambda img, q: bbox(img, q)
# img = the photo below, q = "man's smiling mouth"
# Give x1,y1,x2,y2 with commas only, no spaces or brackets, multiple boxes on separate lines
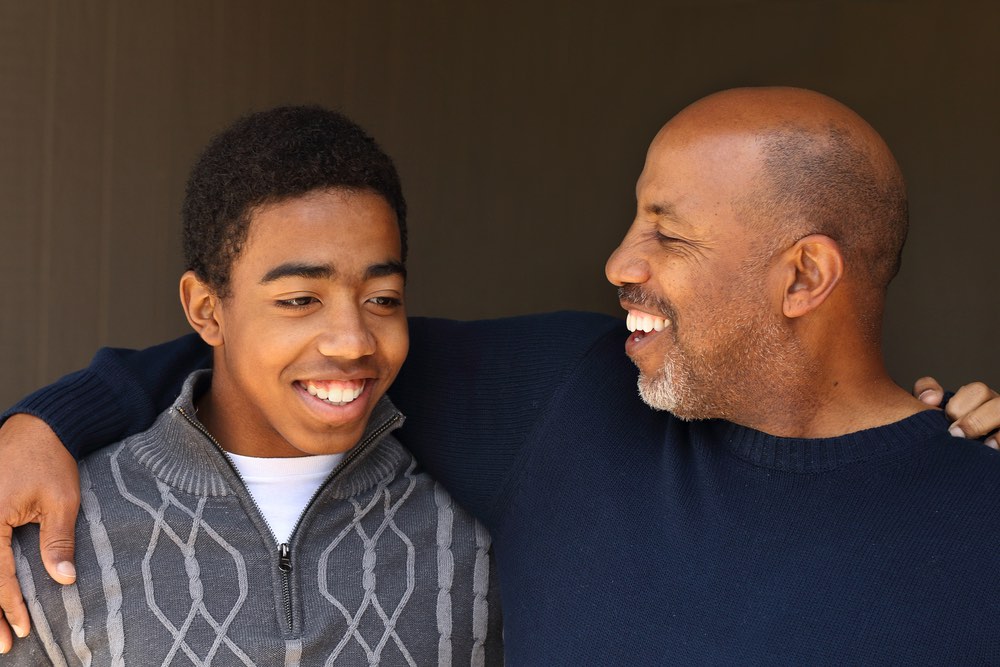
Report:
300,379,366,406
626,309,671,333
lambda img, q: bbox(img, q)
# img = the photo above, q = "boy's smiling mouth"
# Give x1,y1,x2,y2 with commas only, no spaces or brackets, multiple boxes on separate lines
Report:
299,379,366,406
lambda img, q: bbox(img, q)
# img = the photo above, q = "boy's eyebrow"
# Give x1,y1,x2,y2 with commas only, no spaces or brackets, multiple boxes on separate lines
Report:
366,261,407,282
259,260,407,284
260,262,334,284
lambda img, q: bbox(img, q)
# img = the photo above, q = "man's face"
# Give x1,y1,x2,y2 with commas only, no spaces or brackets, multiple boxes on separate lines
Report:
605,126,799,421
204,188,408,457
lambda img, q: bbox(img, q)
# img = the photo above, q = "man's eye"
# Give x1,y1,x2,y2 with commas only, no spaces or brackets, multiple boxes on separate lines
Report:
276,296,318,308
656,231,680,245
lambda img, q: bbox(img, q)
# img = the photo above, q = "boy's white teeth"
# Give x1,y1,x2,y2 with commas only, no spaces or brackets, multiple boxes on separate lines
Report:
304,381,364,406
626,310,669,333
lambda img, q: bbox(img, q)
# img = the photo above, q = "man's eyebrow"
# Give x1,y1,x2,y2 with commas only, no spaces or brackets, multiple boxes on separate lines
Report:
645,201,692,228
259,263,334,284
646,201,676,218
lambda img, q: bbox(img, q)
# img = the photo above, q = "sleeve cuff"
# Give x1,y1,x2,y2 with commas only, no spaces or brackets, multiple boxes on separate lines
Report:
1,366,152,460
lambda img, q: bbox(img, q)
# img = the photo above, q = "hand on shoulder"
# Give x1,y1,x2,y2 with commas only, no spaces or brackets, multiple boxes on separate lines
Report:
0,414,79,652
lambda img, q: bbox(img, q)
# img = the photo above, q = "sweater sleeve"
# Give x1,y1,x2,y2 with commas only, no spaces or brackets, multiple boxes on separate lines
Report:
390,311,623,521
1,333,211,460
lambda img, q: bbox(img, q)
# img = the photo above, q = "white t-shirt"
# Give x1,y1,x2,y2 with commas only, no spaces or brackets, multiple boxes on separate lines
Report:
226,451,344,544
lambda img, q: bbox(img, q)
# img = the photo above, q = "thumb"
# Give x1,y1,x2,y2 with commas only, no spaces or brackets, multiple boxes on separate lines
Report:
912,376,944,406
38,508,78,585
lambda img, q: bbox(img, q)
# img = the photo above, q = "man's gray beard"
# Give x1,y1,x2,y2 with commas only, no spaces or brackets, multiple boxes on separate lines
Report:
638,359,696,419
636,309,801,422
637,355,722,421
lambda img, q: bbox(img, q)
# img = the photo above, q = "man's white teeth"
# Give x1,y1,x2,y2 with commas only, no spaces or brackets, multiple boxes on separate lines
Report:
626,311,669,333
305,381,364,406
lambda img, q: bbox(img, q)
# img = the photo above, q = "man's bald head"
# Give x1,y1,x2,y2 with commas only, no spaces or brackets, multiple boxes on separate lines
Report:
608,87,915,429
661,87,909,294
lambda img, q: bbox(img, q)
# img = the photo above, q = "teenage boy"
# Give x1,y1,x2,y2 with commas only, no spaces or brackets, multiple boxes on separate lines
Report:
4,106,501,665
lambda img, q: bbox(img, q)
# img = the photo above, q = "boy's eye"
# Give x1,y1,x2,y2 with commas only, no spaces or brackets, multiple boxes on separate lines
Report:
368,296,402,309
276,296,319,308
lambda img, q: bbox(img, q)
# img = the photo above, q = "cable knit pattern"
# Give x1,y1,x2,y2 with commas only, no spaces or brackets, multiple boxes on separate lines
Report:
10,371,502,666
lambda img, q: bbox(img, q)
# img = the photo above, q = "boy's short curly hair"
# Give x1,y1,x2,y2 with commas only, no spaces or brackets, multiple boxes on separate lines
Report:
181,106,407,296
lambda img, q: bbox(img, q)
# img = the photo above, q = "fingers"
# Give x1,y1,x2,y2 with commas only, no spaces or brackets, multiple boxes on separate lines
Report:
39,506,79,586
0,413,84,651
0,525,29,652
0,613,12,654
945,382,1000,445
913,376,945,407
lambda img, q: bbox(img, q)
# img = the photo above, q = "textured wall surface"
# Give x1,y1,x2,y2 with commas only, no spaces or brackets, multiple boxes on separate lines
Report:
1,0,997,408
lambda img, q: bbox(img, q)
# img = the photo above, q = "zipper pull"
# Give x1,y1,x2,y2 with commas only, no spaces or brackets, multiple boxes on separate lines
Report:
278,543,292,573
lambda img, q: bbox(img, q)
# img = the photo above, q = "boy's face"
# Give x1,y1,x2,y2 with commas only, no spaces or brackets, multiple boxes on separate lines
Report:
191,188,408,457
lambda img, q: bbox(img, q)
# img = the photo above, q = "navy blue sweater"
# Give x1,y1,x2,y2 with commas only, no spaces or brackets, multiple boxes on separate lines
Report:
8,312,1000,664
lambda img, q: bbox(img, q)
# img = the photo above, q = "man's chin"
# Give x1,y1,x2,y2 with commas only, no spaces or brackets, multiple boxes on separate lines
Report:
637,373,676,411
637,373,708,421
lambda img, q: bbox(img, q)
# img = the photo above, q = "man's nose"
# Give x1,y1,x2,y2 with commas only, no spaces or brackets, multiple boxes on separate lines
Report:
605,236,650,287
316,304,376,360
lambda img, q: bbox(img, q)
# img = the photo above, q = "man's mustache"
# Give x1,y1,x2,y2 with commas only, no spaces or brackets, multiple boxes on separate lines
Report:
617,285,677,323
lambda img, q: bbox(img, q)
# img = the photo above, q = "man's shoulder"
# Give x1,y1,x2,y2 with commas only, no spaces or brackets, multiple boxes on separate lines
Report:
911,425,1000,498
856,416,1000,548
408,310,621,341
406,310,624,369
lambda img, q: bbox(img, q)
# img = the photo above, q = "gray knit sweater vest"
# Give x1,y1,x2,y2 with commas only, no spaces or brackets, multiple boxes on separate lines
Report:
10,371,502,666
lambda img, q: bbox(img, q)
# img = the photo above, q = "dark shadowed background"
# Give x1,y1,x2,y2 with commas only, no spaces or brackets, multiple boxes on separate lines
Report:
1,0,997,409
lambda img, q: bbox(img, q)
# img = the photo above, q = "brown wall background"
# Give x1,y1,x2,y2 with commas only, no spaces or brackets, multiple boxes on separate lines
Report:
1,0,997,409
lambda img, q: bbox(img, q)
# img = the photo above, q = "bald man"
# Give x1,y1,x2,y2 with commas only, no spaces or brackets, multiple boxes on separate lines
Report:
1,88,999,664
608,87,922,436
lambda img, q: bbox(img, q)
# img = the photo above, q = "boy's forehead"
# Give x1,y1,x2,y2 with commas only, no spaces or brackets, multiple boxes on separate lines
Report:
236,190,403,280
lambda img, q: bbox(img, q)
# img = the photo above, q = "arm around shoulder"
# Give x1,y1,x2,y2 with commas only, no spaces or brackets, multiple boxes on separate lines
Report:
1,332,211,460
0,331,209,650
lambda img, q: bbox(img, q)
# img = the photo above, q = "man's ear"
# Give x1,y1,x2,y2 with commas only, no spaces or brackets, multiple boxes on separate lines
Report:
778,234,844,319
179,271,224,346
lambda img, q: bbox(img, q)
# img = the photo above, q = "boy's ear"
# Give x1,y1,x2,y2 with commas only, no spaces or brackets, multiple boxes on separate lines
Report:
778,234,844,319
179,271,224,346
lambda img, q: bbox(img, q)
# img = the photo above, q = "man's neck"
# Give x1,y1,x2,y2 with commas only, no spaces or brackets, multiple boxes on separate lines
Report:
730,368,933,439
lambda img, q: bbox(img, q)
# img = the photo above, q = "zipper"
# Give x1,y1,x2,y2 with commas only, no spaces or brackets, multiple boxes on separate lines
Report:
176,406,401,633
278,543,293,631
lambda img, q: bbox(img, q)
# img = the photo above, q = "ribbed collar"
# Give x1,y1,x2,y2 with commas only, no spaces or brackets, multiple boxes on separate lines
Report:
125,370,406,498
709,408,950,473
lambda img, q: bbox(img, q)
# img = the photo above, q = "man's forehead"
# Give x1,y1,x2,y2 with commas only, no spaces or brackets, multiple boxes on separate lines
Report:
637,130,762,201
